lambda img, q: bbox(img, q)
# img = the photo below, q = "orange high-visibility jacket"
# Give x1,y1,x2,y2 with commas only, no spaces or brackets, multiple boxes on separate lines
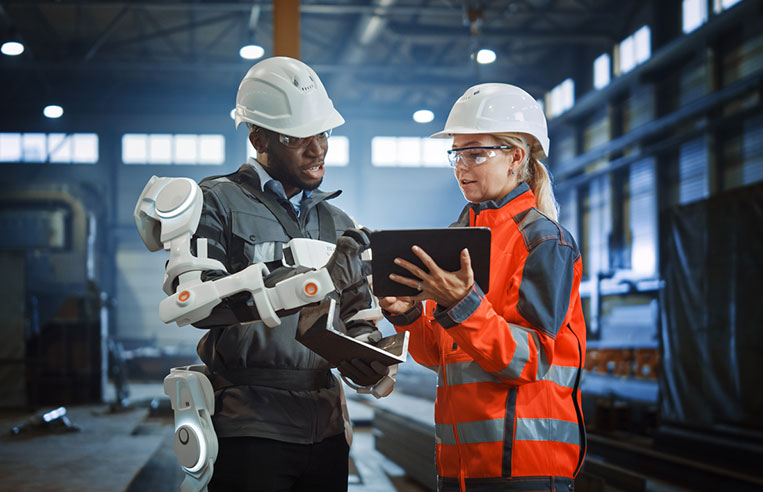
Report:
385,183,586,492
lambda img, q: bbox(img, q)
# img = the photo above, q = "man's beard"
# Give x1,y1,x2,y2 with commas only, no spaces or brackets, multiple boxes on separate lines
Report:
266,153,322,192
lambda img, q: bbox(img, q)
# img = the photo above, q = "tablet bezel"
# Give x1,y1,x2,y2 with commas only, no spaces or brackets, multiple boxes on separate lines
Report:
369,227,491,297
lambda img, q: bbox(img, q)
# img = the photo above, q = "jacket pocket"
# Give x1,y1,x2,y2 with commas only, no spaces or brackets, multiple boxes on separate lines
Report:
231,210,292,269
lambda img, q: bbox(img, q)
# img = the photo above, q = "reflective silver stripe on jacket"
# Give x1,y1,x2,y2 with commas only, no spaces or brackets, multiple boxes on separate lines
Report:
495,323,550,381
540,364,578,388
436,418,579,446
515,418,580,446
253,242,279,263
436,418,504,445
438,361,501,386
438,357,575,388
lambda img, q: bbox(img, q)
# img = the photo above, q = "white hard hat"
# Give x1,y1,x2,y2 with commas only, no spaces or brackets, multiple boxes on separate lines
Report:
431,83,550,159
234,56,345,138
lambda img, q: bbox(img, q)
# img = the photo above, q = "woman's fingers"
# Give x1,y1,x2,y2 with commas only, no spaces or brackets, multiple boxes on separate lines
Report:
378,296,397,310
389,273,421,289
459,248,474,284
379,295,416,314
393,256,428,279
410,245,440,271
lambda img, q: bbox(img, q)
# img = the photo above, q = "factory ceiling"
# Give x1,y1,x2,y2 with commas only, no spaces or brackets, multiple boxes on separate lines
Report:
0,0,642,122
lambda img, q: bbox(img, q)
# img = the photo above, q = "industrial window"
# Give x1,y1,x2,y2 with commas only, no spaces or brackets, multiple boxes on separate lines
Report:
629,159,657,276
246,135,350,167
325,136,349,167
679,137,709,204
721,114,763,188
371,136,451,167
714,0,743,13
581,175,611,280
535,98,545,115
122,133,225,165
0,132,98,164
682,0,708,33
545,78,575,119
557,188,578,243
615,25,651,75
594,53,611,90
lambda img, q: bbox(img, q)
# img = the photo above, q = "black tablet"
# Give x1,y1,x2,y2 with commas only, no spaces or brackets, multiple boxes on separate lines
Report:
370,227,491,297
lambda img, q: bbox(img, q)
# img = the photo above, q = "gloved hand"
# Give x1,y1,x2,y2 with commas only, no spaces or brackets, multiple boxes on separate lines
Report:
337,358,389,387
345,320,382,344
324,228,373,291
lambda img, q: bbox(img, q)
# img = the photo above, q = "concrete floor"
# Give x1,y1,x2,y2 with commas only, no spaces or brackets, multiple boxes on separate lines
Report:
0,382,431,492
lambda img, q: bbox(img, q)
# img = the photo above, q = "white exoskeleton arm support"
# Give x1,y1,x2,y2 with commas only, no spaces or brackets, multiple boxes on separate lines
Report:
134,176,335,328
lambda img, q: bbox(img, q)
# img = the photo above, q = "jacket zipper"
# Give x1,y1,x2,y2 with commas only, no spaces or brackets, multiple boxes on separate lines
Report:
568,323,587,477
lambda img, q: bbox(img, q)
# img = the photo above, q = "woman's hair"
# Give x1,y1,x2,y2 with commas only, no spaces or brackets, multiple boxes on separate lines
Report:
493,133,559,221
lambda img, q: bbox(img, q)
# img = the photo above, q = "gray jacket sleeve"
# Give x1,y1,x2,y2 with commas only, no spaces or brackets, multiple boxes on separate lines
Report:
190,184,266,328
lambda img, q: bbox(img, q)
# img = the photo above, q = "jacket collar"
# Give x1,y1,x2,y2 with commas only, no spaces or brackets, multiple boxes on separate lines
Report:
467,182,536,225
235,163,342,206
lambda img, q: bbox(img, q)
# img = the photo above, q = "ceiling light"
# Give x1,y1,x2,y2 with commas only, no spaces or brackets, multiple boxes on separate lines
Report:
239,44,264,60
413,110,434,124
230,108,236,120
43,105,63,119
475,48,496,64
1,41,24,56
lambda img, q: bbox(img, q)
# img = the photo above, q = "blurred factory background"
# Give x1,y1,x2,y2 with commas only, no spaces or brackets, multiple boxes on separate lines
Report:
1,0,762,491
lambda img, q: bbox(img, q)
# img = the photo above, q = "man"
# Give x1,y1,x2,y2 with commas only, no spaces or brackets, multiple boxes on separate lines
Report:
191,57,384,492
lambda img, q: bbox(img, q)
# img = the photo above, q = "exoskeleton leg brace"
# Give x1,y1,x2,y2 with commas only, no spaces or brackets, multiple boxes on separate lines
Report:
164,366,218,492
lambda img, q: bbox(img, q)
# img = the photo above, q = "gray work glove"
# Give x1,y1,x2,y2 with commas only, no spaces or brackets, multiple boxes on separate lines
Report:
345,320,382,344
337,358,389,387
324,228,373,292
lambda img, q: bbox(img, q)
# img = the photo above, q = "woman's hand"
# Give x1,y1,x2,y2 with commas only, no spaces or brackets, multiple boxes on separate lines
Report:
389,246,474,308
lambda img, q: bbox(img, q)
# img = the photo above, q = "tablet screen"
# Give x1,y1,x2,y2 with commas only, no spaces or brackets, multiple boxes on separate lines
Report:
370,227,491,297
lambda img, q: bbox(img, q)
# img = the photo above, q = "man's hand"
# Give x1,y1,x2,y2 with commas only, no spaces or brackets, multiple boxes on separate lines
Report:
324,228,372,291
337,359,389,387
345,322,382,344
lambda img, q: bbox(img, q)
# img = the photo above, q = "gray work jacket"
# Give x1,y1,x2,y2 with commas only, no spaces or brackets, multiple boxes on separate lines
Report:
192,164,370,444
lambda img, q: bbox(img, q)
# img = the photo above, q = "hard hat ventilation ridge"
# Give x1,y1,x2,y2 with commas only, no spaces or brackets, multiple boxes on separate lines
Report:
293,75,317,92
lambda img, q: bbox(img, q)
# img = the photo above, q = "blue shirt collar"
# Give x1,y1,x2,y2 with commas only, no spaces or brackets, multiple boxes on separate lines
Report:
248,158,311,215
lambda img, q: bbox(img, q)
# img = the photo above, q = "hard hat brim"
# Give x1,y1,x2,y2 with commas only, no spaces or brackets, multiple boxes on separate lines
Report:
235,107,345,137
429,130,452,139
285,109,345,138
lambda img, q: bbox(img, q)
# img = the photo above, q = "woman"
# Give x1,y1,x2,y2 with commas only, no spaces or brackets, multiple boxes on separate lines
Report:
380,83,587,492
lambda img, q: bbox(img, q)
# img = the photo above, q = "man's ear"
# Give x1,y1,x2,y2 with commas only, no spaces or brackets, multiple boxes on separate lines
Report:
249,128,268,154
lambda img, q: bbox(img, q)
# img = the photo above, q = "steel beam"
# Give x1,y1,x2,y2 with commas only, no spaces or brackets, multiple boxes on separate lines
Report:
83,6,130,60
0,1,622,19
273,0,300,58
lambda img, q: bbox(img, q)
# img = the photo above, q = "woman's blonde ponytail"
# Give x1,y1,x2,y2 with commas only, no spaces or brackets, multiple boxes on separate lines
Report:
495,133,559,221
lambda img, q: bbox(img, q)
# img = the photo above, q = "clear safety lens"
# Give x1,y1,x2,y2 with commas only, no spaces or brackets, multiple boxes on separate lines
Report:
446,145,512,167
278,128,332,149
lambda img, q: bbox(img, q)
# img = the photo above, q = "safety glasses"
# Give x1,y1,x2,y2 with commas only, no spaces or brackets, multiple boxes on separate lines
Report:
278,128,332,149
446,145,512,168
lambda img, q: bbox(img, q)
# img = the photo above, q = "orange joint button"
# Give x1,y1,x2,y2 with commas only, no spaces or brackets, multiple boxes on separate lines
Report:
304,282,319,297
177,290,191,303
